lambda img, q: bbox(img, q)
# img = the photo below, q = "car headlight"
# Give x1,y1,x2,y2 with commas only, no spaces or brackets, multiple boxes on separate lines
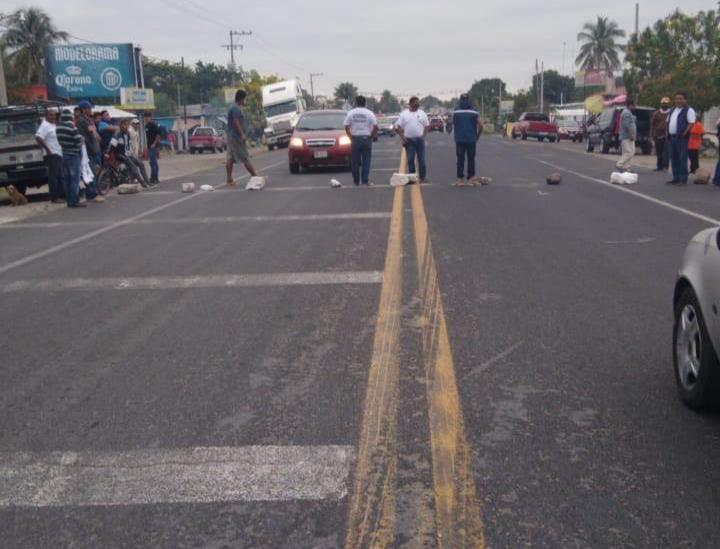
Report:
338,135,351,146
289,137,304,148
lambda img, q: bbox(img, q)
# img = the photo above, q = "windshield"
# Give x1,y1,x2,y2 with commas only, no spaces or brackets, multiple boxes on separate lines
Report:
264,100,298,119
295,112,346,131
0,117,40,147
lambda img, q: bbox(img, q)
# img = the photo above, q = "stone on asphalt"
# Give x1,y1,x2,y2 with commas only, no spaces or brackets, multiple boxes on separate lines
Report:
181,182,196,193
546,173,562,185
117,183,141,195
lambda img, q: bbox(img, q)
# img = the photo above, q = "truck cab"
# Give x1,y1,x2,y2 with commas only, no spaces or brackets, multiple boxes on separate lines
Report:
262,80,306,150
0,104,60,194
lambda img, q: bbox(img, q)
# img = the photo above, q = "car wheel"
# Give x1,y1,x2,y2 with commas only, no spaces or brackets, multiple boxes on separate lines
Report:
289,162,300,174
674,286,720,411
585,139,594,153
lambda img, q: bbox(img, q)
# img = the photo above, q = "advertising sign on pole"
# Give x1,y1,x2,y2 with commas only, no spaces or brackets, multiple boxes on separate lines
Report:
46,43,137,99
120,87,155,110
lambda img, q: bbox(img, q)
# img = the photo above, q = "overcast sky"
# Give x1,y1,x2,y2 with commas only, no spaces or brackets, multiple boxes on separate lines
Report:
4,0,714,97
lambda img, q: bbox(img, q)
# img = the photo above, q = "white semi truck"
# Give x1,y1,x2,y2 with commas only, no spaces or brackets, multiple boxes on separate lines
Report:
262,80,306,150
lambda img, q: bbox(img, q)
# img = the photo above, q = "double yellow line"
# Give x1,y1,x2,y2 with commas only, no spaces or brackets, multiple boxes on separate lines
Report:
346,149,485,548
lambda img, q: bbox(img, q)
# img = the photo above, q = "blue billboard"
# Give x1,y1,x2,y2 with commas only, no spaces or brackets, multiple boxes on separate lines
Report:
46,43,138,99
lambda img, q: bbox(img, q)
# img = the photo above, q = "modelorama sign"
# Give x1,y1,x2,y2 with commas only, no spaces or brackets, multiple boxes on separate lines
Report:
46,43,138,99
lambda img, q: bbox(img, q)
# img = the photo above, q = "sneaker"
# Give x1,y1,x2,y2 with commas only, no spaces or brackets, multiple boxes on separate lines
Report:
90,196,105,203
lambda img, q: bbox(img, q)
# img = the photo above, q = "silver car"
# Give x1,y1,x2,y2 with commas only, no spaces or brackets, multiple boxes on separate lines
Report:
674,227,720,410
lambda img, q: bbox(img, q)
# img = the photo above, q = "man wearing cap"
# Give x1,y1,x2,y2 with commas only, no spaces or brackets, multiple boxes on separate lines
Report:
650,97,671,172
35,108,65,204
76,100,101,175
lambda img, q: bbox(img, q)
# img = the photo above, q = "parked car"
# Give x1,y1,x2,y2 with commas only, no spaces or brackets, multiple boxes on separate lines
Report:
511,112,559,142
429,116,445,133
189,127,225,154
584,106,655,155
673,227,720,411
377,116,398,136
288,110,352,173
557,119,583,142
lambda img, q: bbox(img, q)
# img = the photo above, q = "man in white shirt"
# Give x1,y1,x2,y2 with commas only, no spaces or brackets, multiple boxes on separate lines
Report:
344,96,378,186
396,96,430,183
667,90,696,185
35,108,65,203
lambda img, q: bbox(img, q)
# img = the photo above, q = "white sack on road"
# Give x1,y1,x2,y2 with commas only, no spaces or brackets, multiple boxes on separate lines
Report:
610,172,638,185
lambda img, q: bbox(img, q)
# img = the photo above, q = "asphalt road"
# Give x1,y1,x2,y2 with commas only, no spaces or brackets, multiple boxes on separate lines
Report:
1,133,719,548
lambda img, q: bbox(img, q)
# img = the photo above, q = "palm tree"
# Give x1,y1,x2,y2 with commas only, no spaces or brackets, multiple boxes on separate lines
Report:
575,16,626,74
1,8,68,85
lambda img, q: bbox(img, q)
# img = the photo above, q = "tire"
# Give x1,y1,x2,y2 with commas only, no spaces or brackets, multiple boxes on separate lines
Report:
674,286,720,411
521,133,528,141
585,139,594,153
96,168,115,196
289,162,300,174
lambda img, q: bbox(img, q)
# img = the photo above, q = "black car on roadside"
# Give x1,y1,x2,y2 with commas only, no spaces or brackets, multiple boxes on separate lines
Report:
585,106,655,155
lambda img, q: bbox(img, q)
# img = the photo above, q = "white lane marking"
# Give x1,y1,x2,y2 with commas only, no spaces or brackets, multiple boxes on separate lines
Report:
1,271,384,292
0,445,354,507
0,160,286,276
604,237,656,245
471,341,524,376
535,159,720,226
0,212,391,229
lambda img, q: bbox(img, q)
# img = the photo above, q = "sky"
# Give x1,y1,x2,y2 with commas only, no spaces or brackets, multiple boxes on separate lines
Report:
3,0,714,98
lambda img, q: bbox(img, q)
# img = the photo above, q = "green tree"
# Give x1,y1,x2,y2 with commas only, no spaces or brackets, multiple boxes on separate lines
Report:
334,82,358,104
468,78,507,117
575,16,626,73
154,91,178,116
1,8,68,86
512,90,534,117
624,7,720,112
531,70,575,106
420,95,442,111
365,96,379,112
379,90,401,113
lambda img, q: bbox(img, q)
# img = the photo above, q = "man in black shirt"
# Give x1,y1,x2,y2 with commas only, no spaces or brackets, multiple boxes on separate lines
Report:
145,112,161,183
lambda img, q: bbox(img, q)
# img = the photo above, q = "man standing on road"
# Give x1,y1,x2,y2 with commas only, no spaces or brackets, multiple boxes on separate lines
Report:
396,97,429,183
35,108,65,204
56,110,87,208
76,100,101,176
145,111,161,184
344,96,378,186
225,89,258,185
650,97,671,172
452,94,483,186
667,91,696,185
615,98,637,173
713,117,720,187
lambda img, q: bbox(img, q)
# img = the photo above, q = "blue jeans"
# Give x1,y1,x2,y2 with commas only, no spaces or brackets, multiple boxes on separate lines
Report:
406,137,426,181
148,147,159,182
456,141,476,179
670,135,689,182
62,154,82,206
351,136,372,184
714,159,720,186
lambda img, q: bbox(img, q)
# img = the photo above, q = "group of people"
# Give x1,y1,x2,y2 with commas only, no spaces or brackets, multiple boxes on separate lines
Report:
619,91,720,186
34,102,162,208
340,93,484,186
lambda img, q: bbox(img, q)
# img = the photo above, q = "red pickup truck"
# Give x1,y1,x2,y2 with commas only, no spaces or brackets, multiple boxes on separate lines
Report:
189,127,226,154
511,112,559,143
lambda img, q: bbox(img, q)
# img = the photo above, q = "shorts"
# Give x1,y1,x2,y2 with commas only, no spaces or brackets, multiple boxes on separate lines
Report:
227,139,249,163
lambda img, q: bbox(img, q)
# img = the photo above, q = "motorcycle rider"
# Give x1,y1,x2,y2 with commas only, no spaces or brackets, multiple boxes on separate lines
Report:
105,119,152,187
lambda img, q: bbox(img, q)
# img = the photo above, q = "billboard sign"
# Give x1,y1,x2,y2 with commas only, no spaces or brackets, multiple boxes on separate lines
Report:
120,87,155,110
46,43,137,99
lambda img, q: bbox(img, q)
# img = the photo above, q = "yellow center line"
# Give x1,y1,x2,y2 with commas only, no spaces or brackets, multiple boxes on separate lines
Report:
408,147,486,547
345,158,406,548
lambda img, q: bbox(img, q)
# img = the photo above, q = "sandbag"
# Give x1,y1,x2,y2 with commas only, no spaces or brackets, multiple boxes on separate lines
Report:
181,182,196,193
610,172,638,185
117,183,141,194
694,170,711,185
246,176,267,191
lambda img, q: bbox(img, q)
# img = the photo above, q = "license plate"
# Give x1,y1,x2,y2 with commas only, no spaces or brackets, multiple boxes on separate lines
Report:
314,151,328,159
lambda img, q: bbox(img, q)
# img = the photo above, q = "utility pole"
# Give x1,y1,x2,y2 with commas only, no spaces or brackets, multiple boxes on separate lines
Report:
0,14,8,106
535,59,540,109
222,30,252,87
309,72,323,101
540,61,545,113
635,3,640,36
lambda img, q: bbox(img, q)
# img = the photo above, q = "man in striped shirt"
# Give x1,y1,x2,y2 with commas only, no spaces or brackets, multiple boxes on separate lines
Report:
56,110,87,208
